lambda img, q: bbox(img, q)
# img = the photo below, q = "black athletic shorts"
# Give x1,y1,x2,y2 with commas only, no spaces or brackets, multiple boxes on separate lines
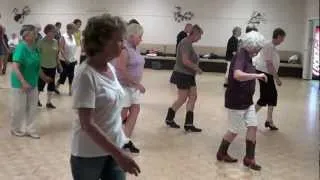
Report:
38,67,56,92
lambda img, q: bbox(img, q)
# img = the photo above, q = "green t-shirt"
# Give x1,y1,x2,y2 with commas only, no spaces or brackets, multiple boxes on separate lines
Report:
38,38,58,68
11,42,40,88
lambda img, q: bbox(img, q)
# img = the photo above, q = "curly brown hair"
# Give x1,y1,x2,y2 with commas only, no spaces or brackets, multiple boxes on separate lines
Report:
44,24,56,34
272,28,286,39
83,14,126,57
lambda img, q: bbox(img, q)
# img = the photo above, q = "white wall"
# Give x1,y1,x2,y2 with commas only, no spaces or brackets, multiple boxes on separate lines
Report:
0,0,310,52
302,0,319,79
305,0,319,19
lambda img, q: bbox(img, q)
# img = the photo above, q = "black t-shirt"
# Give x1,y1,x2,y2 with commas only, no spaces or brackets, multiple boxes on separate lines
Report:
176,31,188,51
225,48,256,110
0,35,9,55
36,33,43,42
225,36,239,61
55,31,61,41
3,34,9,48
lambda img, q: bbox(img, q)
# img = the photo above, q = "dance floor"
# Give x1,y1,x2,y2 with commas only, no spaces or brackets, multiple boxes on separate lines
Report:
0,66,318,180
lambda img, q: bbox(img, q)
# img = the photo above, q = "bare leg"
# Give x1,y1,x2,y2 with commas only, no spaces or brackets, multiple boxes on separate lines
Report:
165,89,188,128
266,106,274,123
121,108,129,122
122,105,141,154
246,126,257,142
244,126,261,170
171,89,188,111
224,62,230,85
123,104,140,138
255,104,262,112
216,130,238,162
184,86,201,132
186,86,197,112
223,130,238,142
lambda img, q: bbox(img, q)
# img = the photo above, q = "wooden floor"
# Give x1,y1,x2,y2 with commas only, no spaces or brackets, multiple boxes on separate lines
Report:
0,66,319,180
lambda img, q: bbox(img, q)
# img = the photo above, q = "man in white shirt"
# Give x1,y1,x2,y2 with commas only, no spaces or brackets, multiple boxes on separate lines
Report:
8,33,19,49
254,28,286,131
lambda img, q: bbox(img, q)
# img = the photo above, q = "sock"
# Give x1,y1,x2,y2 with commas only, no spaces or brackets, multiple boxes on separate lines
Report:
165,108,176,122
245,140,256,159
185,111,194,126
267,106,274,123
47,92,53,104
218,139,231,155
56,83,60,89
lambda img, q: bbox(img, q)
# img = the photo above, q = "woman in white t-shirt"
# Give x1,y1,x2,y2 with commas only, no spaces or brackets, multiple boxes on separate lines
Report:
56,23,77,96
70,14,140,180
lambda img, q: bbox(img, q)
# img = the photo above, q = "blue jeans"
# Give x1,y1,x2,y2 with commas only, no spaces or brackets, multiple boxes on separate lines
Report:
70,155,125,180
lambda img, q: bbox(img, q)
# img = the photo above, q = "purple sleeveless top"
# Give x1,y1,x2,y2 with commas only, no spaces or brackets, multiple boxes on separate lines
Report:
116,41,145,86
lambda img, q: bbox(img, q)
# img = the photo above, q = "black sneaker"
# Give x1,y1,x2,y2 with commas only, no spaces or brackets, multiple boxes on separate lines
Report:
123,141,140,154
54,89,60,95
265,121,279,131
38,101,42,107
166,120,180,128
46,103,56,109
184,125,202,132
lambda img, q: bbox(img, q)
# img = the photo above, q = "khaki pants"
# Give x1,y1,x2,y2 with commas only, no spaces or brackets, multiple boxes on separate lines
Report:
11,88,38,133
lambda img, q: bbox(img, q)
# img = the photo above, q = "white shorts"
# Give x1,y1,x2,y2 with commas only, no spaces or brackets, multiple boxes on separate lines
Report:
228,105,258,134
122,87,142,108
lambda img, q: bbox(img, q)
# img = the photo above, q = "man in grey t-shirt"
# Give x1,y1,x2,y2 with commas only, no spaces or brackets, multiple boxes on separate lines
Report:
174,37,199,75
166,25,203,133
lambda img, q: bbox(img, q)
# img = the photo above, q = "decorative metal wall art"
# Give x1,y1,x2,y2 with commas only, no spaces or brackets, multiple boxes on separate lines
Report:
12,6,31,24
174,6,194,23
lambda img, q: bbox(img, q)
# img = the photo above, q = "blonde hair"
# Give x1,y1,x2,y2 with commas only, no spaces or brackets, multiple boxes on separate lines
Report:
240,31,265,49
20,24,36,40
126,23,143,39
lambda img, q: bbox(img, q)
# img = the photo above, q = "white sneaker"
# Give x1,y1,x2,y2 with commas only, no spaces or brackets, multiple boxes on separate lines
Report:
26,133,40,139
11,130,25,137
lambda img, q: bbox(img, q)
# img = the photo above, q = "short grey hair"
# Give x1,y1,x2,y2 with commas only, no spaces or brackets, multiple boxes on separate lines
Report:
126,23,143,39
232,26,241,35
20,24,36,39
240,31,265,50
